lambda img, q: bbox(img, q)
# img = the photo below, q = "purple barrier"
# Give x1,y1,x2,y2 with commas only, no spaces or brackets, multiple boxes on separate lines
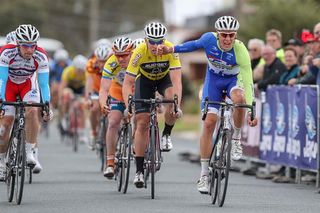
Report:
259,85,318,170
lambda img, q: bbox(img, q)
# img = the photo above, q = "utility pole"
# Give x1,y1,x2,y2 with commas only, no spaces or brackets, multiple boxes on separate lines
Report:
89,0,99,50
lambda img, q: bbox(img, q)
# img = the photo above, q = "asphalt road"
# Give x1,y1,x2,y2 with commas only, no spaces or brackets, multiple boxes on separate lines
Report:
0,121,319,213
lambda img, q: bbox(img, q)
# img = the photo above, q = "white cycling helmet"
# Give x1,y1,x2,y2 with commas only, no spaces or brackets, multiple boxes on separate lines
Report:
112,37,133,54
72,55,88,71
6,31,16,44
54,49,69,62
15,24,40,44
133,38,145,49
144,22,167,40
94,45,111,61
96,38,112,48
215,16,240,31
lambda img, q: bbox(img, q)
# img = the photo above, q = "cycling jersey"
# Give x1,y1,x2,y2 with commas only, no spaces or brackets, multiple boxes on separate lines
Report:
102,54,126,101
0,44,50,103
86,56,102,93
174,32,253,106
61,66,86,92
126,41,181,81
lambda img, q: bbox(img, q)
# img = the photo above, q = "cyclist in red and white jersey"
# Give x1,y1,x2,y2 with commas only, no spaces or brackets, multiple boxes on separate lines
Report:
0,24,52,180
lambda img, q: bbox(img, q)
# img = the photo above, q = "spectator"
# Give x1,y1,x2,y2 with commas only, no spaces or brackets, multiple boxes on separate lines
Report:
279,48,300,85
248,38,265,70
284,38,305,64
256,45,286,91
266,29,285,63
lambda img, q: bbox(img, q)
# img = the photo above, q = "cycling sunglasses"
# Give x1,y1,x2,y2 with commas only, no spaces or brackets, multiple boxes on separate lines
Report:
147,38,164,45
20,43,37,48
219,32,236,39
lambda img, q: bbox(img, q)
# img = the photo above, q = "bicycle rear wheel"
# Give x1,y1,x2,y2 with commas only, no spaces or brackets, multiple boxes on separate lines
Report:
72,109,79,152
122,123,132,194
216,130,231,207
15,130,26,205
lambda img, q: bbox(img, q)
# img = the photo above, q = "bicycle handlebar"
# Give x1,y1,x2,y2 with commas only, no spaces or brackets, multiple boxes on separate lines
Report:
0,99,50,117
127,94,179,114
201,97,256,121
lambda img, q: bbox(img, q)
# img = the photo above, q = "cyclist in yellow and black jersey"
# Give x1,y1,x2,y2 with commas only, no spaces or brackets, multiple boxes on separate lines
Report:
122,22,183,188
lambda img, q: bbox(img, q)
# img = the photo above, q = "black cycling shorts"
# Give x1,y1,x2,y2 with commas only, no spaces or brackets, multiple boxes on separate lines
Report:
134,74,173,114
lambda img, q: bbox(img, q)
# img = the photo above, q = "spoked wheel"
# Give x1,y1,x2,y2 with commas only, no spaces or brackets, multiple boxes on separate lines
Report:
15,131,26,205
216,130,231,207
72,132,79,152
150,125,156,199
209,141,219,205
115,133,124,192
122,124,132,194
6,137,17,203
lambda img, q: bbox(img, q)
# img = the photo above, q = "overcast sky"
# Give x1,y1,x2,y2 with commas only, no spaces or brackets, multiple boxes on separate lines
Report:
162,0,236,26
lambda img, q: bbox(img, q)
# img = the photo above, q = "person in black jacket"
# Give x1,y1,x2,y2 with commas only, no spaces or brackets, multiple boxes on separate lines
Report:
256,45,286,91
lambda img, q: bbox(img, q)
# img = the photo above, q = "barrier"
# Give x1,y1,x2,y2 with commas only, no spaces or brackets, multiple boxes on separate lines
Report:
242,85,319,188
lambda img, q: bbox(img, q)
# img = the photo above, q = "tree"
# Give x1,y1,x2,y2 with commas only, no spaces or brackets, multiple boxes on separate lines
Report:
239,0,320,43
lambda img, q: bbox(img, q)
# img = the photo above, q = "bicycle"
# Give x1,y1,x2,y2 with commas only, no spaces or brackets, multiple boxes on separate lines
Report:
202,94,255,207
0,98,49,205
104,96,133,194
129,94,178,199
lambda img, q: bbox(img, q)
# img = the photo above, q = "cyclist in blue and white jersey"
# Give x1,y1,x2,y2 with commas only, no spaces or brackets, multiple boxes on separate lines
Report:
159,16,257,194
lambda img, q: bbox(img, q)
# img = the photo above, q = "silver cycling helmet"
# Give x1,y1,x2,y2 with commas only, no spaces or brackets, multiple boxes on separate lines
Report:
144,22,167,40
94,45,111,61
72,55,88,71
6,31,17,44
215,16,240,31
133,38,145,49
54,49,69,62
112,37,133,54
15,24,40,43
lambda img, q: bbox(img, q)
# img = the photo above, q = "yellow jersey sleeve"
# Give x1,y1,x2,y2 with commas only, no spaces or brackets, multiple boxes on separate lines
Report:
102,55,120,80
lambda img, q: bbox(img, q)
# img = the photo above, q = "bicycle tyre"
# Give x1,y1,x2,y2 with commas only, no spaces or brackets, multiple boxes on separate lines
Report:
150,125,156,199
72,108,78,152
15,130,26,205
217,130,231,207
209,140,219,204
6,135,16,203
116,130,124,192
28,166,32,184
122,123,132,194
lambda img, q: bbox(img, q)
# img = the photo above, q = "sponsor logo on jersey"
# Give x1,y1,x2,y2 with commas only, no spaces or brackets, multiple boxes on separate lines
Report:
132,53,141,67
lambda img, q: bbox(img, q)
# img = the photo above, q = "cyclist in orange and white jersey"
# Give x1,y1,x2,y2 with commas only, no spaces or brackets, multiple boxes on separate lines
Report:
85,44,112,150
99,37,133,179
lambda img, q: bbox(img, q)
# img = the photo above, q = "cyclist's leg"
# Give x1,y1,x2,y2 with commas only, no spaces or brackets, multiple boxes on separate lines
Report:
88,92,100,148
227,76,246,160
22,77,41,166
0,80,18,180
158,74,176,151
197,72,222,193
133,75,152,187
59,88,74,131
104,100,124,178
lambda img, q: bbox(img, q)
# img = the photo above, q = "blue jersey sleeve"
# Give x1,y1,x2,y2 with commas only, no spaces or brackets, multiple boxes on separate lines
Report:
0,66,9,101
38,72,51,102
174,33,210,53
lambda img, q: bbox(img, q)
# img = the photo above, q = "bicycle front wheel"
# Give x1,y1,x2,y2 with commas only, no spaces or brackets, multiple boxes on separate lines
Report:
15,130,26,205
6,136,17,202
150,125,156,199
122,123,132,194
217,130,231,207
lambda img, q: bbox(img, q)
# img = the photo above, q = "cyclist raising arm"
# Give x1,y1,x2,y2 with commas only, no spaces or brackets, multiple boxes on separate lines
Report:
122,22,182,188
0,25,52,180
159,16,257,193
